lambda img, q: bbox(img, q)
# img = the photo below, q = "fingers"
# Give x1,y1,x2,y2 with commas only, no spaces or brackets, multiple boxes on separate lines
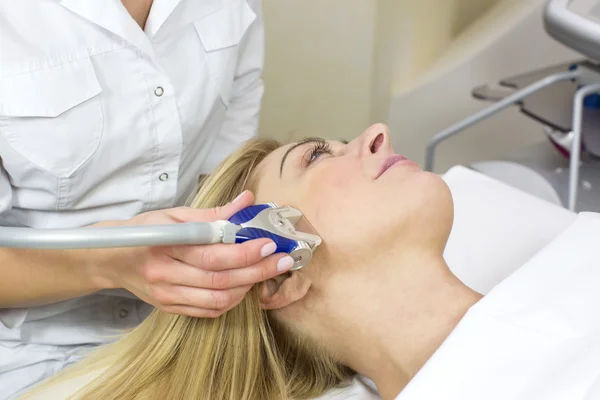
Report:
160,305,236,319
134,190,296,319
153,252,294,290
164,190,254,223
166,238,294,273
153,284,252,317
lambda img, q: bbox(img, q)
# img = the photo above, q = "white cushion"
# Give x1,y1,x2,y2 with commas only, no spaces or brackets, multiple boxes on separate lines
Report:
442,165,577,295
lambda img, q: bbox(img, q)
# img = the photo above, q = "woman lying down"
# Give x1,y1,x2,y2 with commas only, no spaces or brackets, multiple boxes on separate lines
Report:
22,124,600,400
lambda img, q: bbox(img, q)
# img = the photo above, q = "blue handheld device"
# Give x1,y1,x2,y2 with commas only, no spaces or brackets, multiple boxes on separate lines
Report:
228,203,322,270
0,203,321,270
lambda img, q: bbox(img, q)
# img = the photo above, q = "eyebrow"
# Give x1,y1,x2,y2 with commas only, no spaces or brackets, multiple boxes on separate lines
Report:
279,137,326,177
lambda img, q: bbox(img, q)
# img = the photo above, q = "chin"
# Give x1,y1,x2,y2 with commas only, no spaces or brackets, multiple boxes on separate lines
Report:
419,171,453,211
400,170,451,200
393,171,454,245
421,173,454,241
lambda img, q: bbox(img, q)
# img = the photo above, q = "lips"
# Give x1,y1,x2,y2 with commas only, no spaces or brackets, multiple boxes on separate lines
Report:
376,154,412,179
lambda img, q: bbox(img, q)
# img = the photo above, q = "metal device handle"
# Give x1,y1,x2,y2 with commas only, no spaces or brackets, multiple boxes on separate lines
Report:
0,222,238,249
425,70,580,172
568,83,600,210
544,0,600,61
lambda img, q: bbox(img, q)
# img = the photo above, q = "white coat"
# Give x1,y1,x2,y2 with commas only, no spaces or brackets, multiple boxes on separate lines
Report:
0,1,264,398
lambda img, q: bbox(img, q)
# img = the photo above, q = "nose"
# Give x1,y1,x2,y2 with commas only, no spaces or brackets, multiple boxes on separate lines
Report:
359,123,392,156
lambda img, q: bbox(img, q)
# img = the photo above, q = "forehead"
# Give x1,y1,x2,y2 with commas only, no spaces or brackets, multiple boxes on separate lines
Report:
252,143,295,203
254,138,328,197
264,142,293,167
256,143,290,179
256,138,344,179
252,138,347,204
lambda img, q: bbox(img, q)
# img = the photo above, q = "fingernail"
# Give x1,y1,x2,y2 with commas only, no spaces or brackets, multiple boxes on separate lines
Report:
277,256,295,272
232,190,247,204
260,242,277,257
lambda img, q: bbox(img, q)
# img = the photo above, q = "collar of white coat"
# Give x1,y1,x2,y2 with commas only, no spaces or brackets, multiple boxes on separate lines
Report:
395,212,600,400
56,0,240,62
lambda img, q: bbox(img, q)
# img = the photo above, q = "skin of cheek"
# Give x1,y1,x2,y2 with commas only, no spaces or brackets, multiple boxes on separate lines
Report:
300,158,363,213
303,160,413,252
297,161,386,276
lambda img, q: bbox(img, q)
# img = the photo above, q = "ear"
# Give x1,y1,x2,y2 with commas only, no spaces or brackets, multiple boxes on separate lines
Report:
259,272,311,310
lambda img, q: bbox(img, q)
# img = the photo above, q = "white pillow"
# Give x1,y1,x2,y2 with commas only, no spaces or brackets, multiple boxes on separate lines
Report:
442,165,577,295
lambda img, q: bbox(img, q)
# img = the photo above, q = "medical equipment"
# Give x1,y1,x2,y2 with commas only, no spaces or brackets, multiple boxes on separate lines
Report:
0,203,322,270
425,0,600,213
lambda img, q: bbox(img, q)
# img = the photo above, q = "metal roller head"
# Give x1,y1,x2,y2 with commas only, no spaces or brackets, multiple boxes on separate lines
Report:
289,241,313,270
232,203,322,270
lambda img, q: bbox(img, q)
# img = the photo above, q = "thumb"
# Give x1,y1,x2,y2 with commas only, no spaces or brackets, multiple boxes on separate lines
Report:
213,190,255,220
164,190,255,222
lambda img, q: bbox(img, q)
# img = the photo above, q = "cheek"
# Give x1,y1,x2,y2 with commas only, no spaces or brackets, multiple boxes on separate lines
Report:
300,162,374,252
306,170,450,257
302,160,360,202
301,160,362,214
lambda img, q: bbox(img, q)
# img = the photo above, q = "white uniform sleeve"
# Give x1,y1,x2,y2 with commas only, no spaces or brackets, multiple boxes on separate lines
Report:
0,157,12,216
0,157,25,330
210,0,265,160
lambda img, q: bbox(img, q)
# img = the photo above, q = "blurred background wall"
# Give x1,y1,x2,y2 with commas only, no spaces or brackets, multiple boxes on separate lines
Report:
258,0,376,143
258,0,579,172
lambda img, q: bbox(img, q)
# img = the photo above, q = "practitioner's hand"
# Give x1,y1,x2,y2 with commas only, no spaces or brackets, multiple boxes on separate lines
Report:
93,191,295,317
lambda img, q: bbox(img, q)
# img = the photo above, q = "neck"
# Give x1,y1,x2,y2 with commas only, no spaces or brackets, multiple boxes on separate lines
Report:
122,0,154,30
313,253,482,400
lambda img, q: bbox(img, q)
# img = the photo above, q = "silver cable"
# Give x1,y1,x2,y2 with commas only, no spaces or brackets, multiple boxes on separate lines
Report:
0,222,239,249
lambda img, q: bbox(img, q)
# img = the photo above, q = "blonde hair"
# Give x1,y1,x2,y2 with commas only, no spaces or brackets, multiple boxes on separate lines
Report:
22,138,354,400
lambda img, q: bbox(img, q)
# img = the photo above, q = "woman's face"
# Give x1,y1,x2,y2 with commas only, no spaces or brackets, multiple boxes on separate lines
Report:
253,123,456,373
254,123,454,274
